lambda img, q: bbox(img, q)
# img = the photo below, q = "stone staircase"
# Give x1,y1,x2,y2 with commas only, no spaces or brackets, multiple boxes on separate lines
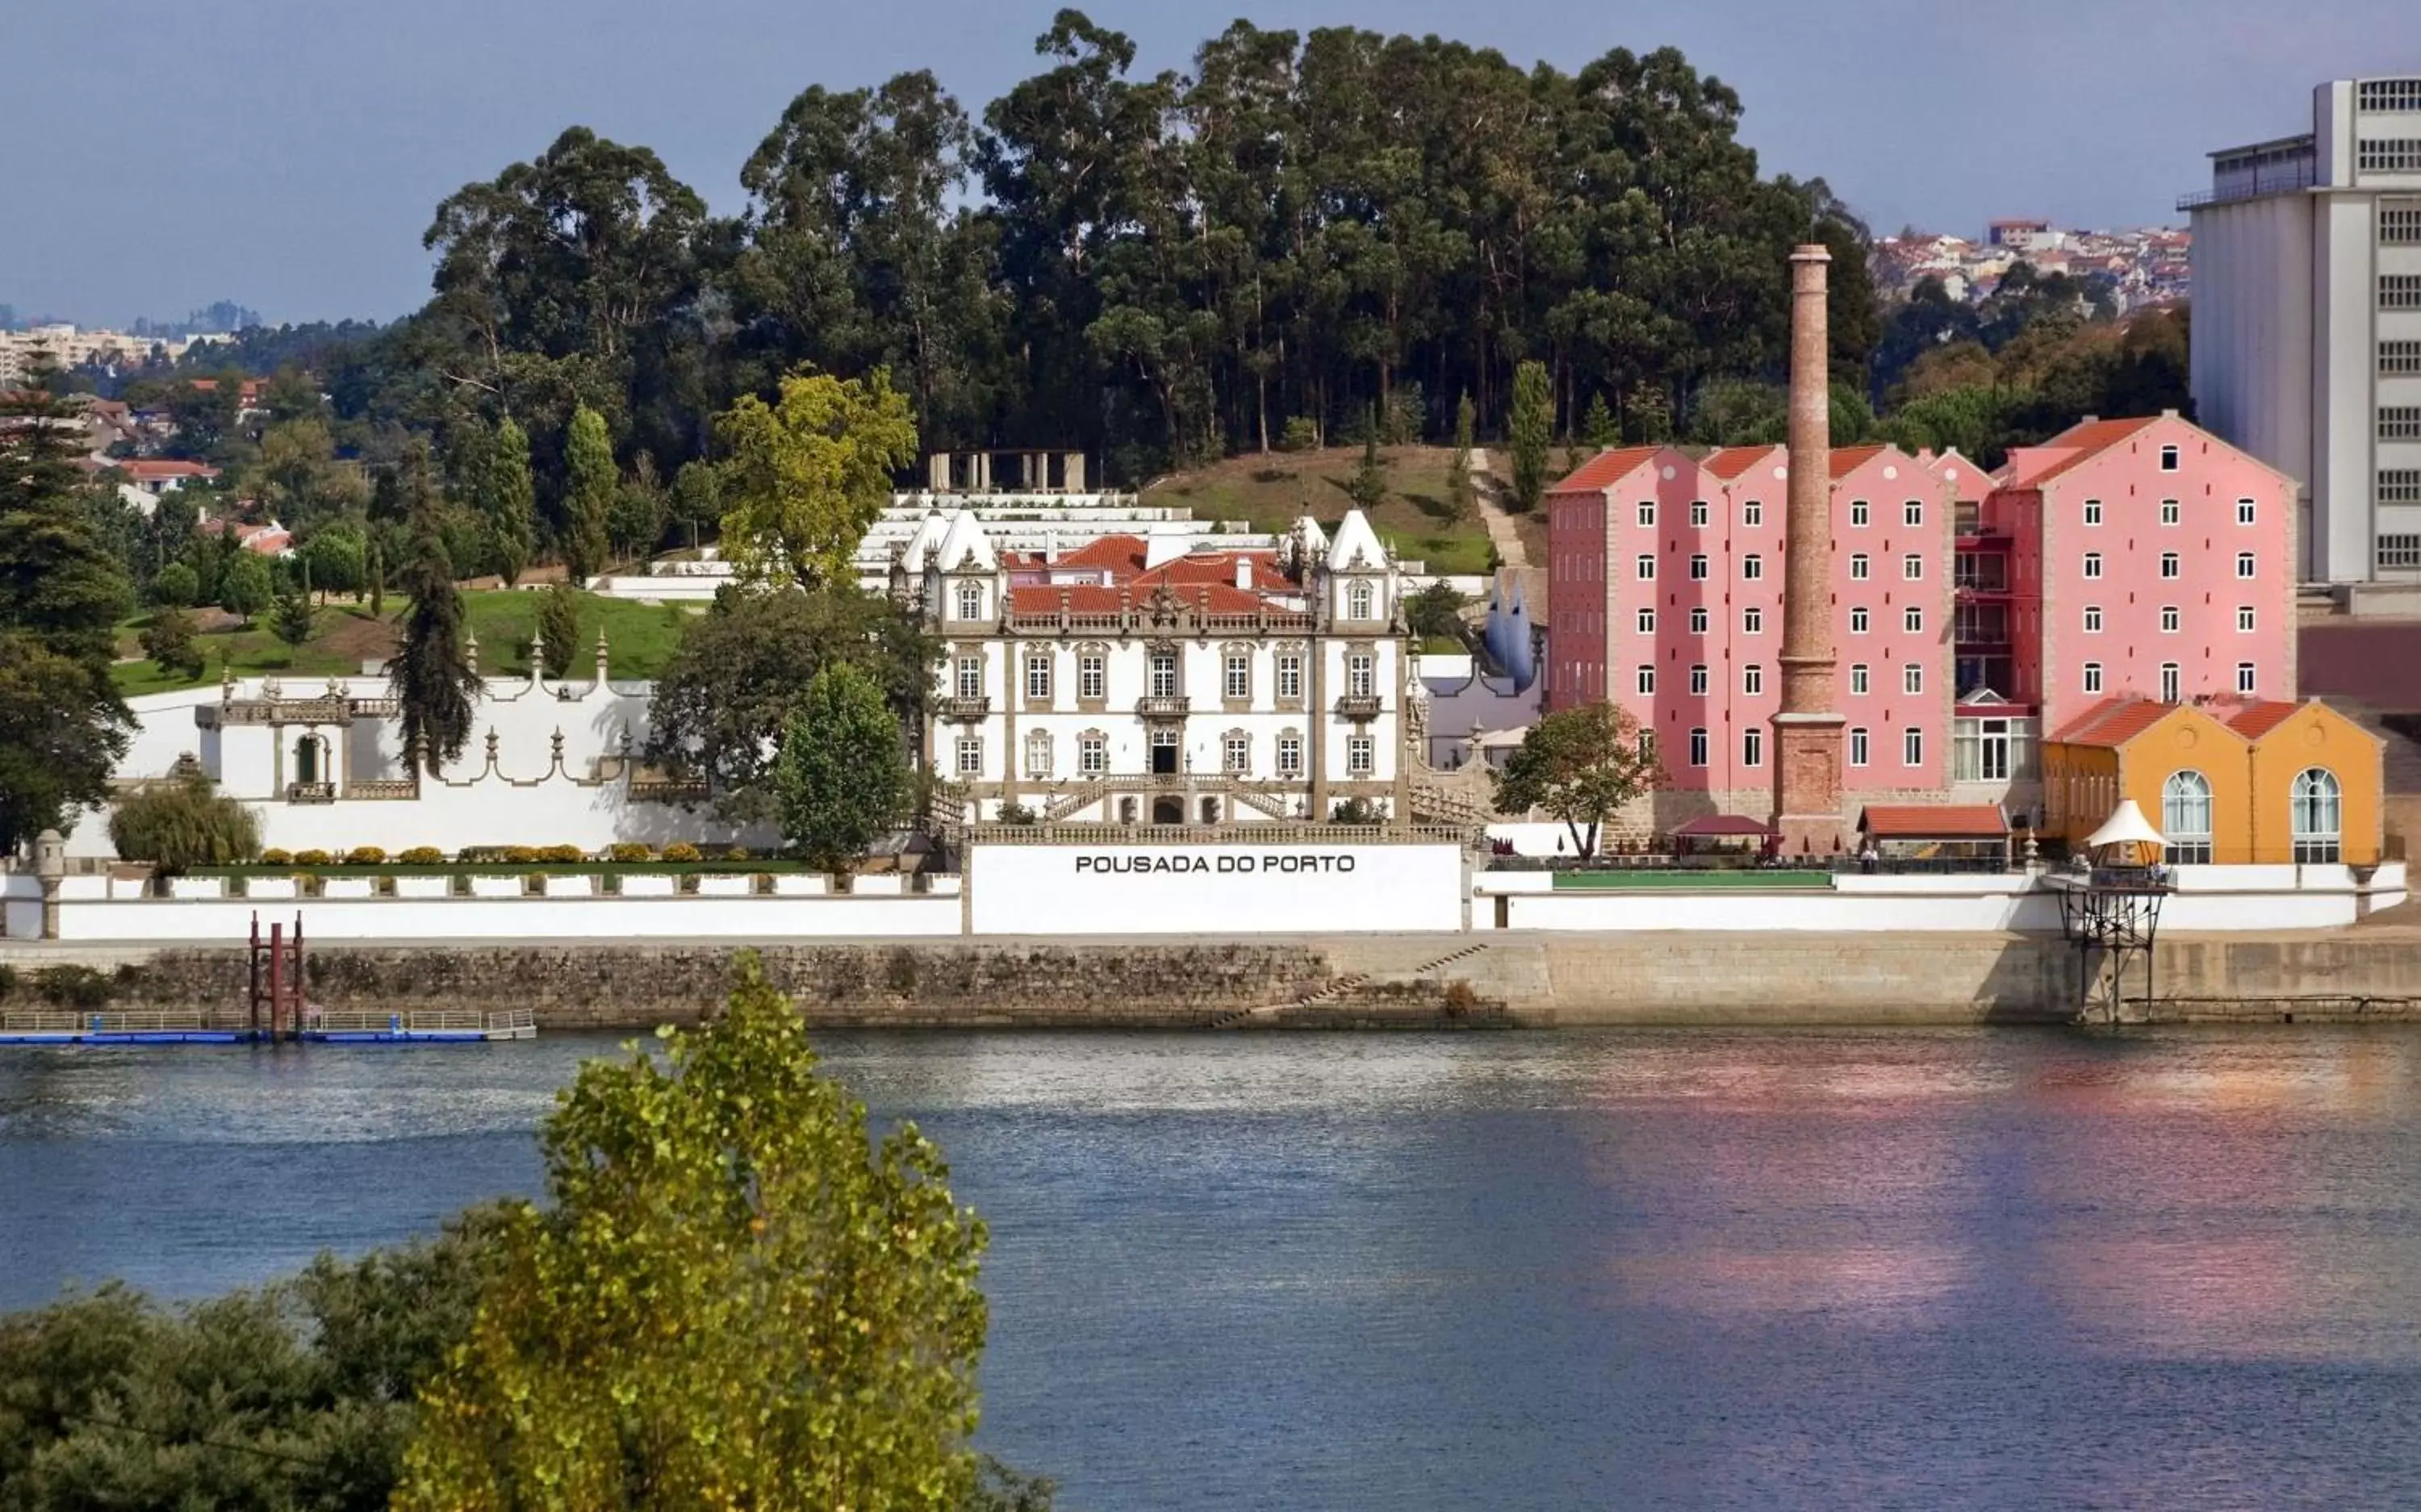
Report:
1215,942,1496,1028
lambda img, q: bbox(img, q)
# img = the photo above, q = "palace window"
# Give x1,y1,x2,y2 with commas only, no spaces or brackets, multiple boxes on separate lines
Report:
1688,728,1708,766
2161,605,2181,633
1903,726,1924,766
1743,606,1764,634
955,736,982,775
1148,649,1180,699
1276,733,1303,776
1025,654,1052,701
1742,554,1763,581
1742,727,1763,767
1903,662,1923,695
1689,607,1709,635
1850,499,1870,528
1850,553,1871,581
2084,605,2104,633
1347,581,1374,620
1850,662,1870,695
1276,652,1303,702
1691,500,1710,528
1025,730,1053,777
2084,662,2104,694
1690,664,1709,695
1637,608,1656,635
2238,605,2256,633
1347,653,1377,699
1224,652,1251,701
1223,733,1250,773
1079,731,1108,774
1637,500,1656,528
2292,768,2343,863
955,581,985,620
955,656,982,700
1347,736,1375,775
1742,663,1763,696
1079,654,1106,702
2162,771,2214,863
1637,665,1657,695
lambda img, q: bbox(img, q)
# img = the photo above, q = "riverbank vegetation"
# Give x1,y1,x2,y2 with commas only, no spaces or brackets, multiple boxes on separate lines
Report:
0,959,1052,1510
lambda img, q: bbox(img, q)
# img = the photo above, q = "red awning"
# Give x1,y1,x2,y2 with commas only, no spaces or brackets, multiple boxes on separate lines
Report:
1671,814,1775,838
1859,804,2009,840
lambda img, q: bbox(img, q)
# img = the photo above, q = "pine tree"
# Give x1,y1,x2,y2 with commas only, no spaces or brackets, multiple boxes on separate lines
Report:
1509,361,1552,512
1583,392,1618,448
537,582,580,679
1346,411,1388,512
384,508,481,774
483,416,537,587
562,406,615,584
270,585,315,648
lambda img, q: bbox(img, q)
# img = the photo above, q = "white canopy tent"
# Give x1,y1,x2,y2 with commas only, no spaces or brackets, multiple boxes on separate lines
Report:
2084,800,2167,867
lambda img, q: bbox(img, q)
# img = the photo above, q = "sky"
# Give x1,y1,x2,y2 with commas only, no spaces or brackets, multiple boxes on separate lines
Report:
3,0,2415,328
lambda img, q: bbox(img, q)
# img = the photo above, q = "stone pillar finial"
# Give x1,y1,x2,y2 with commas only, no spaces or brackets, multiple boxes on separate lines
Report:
595,628,610,687
529,632,546,686
465,628,480,677
483,727,500,768
550,726,566,771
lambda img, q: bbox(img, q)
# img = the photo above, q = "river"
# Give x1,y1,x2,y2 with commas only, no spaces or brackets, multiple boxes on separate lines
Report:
4,1027,2419,1510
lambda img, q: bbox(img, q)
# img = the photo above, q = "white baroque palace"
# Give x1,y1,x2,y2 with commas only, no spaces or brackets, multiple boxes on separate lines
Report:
894,507,1415,825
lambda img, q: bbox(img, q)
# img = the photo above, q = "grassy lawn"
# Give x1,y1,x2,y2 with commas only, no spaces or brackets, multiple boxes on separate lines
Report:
113,590,704,697
1549,869,1835,890
1144,445,1499,576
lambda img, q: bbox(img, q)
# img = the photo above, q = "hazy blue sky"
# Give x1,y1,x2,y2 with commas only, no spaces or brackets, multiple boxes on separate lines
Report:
4,0,2415,327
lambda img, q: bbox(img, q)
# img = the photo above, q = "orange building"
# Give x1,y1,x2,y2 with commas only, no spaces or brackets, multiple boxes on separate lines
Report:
2041,698,2384,865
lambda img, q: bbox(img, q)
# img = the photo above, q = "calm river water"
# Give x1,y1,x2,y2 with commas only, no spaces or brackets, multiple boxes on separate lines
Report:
5,1027,2421,1510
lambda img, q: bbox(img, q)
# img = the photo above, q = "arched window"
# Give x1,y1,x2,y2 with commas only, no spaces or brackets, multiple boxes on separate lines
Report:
2161,770,2213,864
955,580,985,621
2291,768,2342,863
1346,580,1374,620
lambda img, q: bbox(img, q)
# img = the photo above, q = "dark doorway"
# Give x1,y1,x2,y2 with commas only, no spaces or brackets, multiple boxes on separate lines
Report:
1152,796,1184,825
1150,731,1179,775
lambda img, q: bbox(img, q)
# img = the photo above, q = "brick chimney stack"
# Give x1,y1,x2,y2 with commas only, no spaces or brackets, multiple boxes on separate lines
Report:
1771,244,1847,856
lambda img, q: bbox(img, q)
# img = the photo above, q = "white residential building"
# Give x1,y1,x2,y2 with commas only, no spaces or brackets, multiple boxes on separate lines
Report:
899,507,1415,826
2187,77,2421,582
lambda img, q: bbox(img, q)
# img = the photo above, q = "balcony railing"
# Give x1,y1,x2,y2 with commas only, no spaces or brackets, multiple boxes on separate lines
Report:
284,782,336,804
1333,694,1383,719
937,695,992,720
1135,694,1190,717
343,779,418,800
2177,157,2317,212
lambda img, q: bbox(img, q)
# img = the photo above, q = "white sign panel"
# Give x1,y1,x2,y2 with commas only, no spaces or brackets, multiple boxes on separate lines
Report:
968,843,1466,935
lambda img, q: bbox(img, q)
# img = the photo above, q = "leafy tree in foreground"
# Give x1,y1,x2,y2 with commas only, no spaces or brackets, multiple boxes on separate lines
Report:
219,549,272,624
384,510,481,774
1492,701,1662,858
106,774,261,875
140,608,205,680
774,662,914,873
1404,581,1467,642
715,365,919,587
396,953,991,1510
646,584,938,825
1507,360,1550,512
535,581,580,679
270,585,316,648
562,404,616,583
150,559,199,608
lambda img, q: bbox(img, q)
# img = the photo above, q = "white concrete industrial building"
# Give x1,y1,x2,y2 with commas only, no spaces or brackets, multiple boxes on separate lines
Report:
2187,77,2421,583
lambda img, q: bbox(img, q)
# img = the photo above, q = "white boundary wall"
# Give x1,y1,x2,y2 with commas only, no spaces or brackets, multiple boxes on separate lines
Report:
967,843,1466,935
40,895,960,944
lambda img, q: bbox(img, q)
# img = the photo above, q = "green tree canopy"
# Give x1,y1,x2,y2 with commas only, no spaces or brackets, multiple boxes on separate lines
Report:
480,416,537,587
561,404,616,583
140,608,204,681
1507,360,1550,512
774,662,915,873
396,954,989,1510
536,581,581,679
219,551,273,624
1492,701,1662,858
106,773,261,875
714,365,919,588
384,510,482,773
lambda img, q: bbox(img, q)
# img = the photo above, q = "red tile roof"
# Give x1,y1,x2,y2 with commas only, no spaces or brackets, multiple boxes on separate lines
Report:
1829,444,1888,481
115,459,220,480
1859,804,2009,839
1547,447,1662,495
2051,697,2181,746
1704,445,1782,482
1998,416,2159,490
2217,700,2302,740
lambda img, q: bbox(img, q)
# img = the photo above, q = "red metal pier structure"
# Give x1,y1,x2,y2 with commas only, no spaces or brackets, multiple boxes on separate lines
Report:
247,913,307,1041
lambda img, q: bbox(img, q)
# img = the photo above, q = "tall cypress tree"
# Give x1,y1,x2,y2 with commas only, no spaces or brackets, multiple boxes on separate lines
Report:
384,507,482,775
1509,361,1551,513
483,416,537,587
562,406,616,584
0,387,134,850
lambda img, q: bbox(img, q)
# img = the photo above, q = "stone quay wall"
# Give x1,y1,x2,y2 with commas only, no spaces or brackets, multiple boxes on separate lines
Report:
23,929,2421,1030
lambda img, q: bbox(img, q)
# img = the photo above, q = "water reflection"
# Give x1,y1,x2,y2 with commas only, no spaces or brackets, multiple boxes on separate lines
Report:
5,1027,2421,1510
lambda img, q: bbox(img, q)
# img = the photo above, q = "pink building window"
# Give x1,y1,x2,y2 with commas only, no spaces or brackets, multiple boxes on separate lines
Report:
1688,729,1708,766
1904,501,1923,526
2236,551,2256,578
1850,663,1869,695
1850,607,1870,634
2237,606,2256,633
1903,728,1924,766
2084,662,2104,694
2083,552,2103,578
2160,606,2181,633
2160,500,2181,525
1689,607,1708,634
1742,500,1764,527
1903,553,1923,580
1743,728,1764,767
1637,554,1655,579
1689,553,1709,580
1690,501,1709,528
1903,663,1923,695
2160,552,2181,578
1637,501,1656,527
1636,666,1656,695
2237,499,2256,525
2084,499,2104,526
1743,664,1763,695
1849,728,1870,766
2083,605,2103,633
1744,607,1764,634
1903,607,1924,633
1850,500,1870,528
1743,554,1764,580
2236,662,2257,695
1690,665,1709,695
1850,553,1871,580
1637,608,1656,634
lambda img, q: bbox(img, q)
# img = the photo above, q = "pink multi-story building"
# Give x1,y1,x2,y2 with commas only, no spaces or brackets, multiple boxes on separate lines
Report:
1543,413,2289,834
1544,441,1958,828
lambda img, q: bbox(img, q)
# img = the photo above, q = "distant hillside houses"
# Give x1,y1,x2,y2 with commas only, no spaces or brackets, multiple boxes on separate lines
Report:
1875,223,2190,311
